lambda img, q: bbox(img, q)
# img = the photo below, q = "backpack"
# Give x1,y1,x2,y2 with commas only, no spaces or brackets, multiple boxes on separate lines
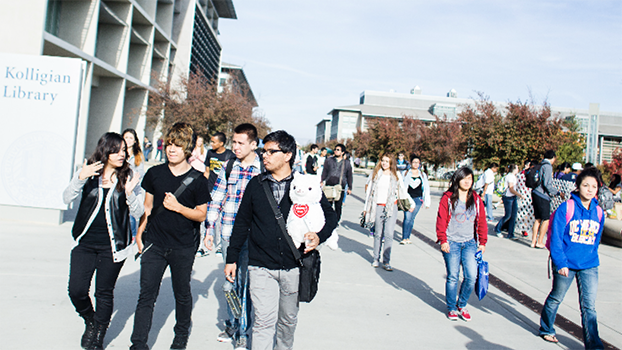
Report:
598,186,615,210
207,151,265,193
525,162,544,189
473,173,486,192
494,175,507,197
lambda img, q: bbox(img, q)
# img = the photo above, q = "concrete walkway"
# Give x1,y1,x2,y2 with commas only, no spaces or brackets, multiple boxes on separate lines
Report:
1,173,620,349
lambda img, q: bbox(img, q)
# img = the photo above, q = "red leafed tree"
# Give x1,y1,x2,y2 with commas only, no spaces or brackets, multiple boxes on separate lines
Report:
145,71,271,140
419,115,467,172
602,147,622,179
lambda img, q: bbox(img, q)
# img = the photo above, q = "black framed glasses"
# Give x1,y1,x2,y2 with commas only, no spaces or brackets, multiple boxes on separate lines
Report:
262,149,284,156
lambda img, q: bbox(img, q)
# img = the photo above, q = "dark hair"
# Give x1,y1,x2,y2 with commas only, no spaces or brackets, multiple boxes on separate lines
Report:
609,174,621,190
410,154,421,162
448,167,476,211
310,144,319,151
122,128,144,166
263,130,297,168
575,167,603,191
524,160,531,167
320,147,327,152
233,123,258,144
489,162,499,169
561,162,571,171
88,132,131,192
213,131,227,144
507,164,517,173
166,122,195,159
335,143,346,152
544,150,556,159
584,162,595,169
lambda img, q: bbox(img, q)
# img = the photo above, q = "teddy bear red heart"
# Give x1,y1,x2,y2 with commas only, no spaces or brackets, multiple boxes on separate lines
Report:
293,204,309,218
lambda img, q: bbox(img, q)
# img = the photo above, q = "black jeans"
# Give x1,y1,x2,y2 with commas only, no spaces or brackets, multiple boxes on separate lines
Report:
68,243,125,326
330,191,345,222
130,242,197,350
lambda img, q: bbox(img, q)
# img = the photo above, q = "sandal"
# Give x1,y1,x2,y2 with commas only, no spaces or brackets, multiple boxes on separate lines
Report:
540,334,559,343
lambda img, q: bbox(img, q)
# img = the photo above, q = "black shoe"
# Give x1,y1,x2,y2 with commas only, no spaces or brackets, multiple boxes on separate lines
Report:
80,313,96,349
170,335,189,350
88,322,107,350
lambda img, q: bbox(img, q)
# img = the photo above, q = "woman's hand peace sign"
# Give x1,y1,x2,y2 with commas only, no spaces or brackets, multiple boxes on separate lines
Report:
78,159,103,180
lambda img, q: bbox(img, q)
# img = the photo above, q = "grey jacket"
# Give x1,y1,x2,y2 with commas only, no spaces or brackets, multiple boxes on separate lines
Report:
533,159,558,200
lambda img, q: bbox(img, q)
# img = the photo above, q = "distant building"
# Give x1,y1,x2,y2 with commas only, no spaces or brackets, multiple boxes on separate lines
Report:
322,89,622,163
218,62,257,107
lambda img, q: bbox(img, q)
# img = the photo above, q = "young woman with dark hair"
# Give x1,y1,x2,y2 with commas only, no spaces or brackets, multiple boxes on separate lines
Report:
400,154,431,244
539,168,605,349
122,129,145,238
436,167,488,321
63,132,143,350
494,164,526,239
363,153,413,271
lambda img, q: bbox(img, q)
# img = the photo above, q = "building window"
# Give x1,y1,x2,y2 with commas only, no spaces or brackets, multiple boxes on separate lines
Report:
45,0,62,36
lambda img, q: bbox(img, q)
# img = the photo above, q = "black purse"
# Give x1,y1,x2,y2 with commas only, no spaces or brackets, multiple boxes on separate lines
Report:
261,180,321,303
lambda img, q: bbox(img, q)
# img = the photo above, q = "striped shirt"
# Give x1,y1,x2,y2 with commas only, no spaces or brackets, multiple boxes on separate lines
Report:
206,154,263,240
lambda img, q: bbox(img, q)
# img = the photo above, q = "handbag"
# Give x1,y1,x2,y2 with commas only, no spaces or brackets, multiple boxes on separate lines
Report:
261,180,321,303
474,250,489,300
397,199,411,211
323,158,346,201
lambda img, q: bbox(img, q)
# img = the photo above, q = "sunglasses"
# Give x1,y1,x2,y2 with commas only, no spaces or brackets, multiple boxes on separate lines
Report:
262,149,284,156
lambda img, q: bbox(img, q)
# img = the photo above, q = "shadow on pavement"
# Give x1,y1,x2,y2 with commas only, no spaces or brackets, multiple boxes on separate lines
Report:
338,234,373,263
455,325,514,349
106,261,227,348
375,266,447,315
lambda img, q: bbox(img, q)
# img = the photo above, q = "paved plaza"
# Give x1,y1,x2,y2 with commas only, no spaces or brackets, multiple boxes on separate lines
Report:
1,173,621,349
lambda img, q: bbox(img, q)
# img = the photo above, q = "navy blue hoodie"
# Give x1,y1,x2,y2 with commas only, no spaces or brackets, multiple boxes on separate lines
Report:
549,192,604,270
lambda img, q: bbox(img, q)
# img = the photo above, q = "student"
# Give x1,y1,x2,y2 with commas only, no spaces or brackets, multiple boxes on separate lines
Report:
130,123,211,350
321,143,353,221
204,124,263,349
482,163,499,223
63,132,143,350
436,167,488,321
494,164,525,239
224,130,338,350
400,154,431,244
123,128,145,238
363,153,413,270
204,131,236,188
305,144,320,175
539,168,605,349
531,150,564,248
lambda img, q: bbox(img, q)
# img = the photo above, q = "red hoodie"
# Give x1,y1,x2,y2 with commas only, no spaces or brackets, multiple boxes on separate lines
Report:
436,191,488,246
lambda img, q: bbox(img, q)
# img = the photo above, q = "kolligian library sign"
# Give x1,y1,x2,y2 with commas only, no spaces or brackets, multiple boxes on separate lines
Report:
0,53,85,210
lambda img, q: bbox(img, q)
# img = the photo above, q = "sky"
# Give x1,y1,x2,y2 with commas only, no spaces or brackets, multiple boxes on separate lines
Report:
218,0,622,144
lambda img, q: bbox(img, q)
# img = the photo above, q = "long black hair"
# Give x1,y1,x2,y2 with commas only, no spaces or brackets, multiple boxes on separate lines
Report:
88,132,131,192
448,166,476,211
609,174,621,190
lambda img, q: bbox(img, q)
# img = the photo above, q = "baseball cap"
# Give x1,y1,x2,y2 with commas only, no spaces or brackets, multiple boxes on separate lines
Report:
572,163,583,171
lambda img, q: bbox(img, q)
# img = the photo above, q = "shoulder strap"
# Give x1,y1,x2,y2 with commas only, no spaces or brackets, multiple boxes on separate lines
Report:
152,170,200,218
260,179,302,265
224,158,235,182
565,200,575,224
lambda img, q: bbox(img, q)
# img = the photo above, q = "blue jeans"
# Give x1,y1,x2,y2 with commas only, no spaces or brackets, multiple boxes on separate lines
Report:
540,266,603,350
442,239,477,312
402,197,423,240
222,238,251,340
495,196,517,238
484,194,494,221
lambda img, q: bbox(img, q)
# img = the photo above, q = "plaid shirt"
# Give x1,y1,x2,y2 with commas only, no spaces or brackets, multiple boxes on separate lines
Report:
206,154,263,240
262,172,293,203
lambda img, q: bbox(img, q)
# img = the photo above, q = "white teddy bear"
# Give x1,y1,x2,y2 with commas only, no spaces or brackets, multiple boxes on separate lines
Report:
287,172,326,248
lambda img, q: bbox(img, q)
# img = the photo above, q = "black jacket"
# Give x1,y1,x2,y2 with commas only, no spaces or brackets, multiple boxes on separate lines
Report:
226,173,338,270
68,175,142,262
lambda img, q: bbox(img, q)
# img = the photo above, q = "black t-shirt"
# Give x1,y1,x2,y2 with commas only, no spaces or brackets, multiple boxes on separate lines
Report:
80,188,110,245
408,176,423,198
204,149,235,176
141,164,211,249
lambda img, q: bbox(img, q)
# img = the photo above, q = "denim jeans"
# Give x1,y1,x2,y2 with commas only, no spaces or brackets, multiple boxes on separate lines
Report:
68,243,125,326
484,194,494,221
402,197,423,240
442,239,477,312
540,266,603,350
495,196,517,238
221,238,251,340
130,242,197,350
373,204,398,264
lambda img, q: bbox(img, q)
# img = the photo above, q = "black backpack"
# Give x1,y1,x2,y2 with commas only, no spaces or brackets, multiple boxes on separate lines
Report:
207,151,265,193
525,162,544,189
